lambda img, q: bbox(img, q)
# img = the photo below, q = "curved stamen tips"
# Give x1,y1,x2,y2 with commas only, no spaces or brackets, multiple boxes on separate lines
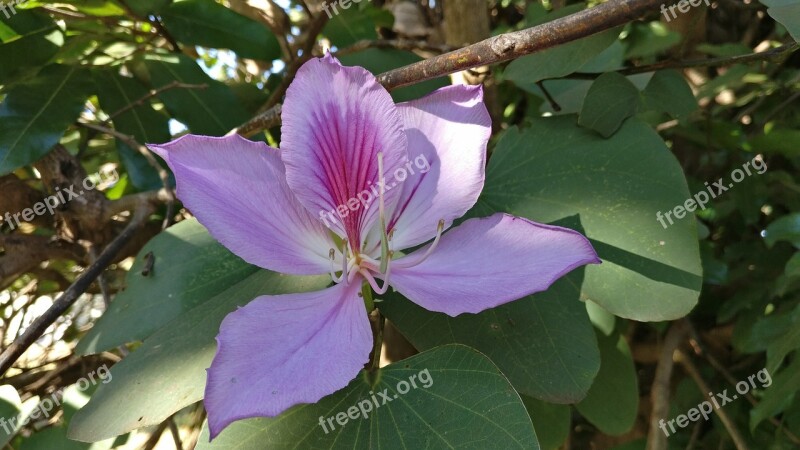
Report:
394,219,446,270
328,248,343,283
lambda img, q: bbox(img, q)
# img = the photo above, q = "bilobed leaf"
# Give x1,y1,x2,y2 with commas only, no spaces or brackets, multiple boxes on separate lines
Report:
578,72,641,137
642,70,698,120
0,10,64,84
161,0,281,61
504,27,620,89
77,219,258,354
130,53,249,135
575,331,638,435
68,270,330,442
339,48,449,103
92,69,172,190
381,275,601,404
0,64,92,175
479,117,702,321
194,345,540,450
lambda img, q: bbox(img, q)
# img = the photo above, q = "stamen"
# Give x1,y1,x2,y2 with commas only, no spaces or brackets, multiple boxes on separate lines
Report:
377,152,390,274
328,248,343,283
394,219,445,269
359,253,392,295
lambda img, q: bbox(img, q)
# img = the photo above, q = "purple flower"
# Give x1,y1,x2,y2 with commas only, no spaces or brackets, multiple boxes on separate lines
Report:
149,54,600,438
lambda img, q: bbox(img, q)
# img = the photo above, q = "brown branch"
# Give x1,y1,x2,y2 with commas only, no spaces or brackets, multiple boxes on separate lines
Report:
0,204,153,376
0,235,87,284
675,350,750,450
376,0,662,90
647,320,688,450
232,0,662,136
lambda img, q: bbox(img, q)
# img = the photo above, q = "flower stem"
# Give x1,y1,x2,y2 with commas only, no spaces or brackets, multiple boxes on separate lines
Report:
368,309,385,372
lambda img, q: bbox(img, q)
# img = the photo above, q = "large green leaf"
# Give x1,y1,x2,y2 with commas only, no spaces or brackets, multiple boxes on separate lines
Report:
161,0,280,61
68,270,330,442
0,10,63,84
381,275,600,404
479,117,702,321
92,69,172,190
130,53,249,135
575,330,638,435
338,48,450,103
0,64,92,175
504,27,620,89
195,345,540,450
578,72,641,137
77,219,258,354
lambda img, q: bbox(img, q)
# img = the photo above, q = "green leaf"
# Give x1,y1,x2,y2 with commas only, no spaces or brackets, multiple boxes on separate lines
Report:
521,396,570,450
130,53,249,135
161,0,281,61
504,27,620,88
323,3,393,48
92,69,172,190
68,270,330,442
77,219,258,354
750,129,800,157
761,0,800,43
642,70,698,120
623,22,681,59
55,0,126,16
751,357,800,429
0,64,92,175
479,118,702,321
767,304,800,374
381,275,600,403
0,386,22,446
338,48,450,103
195,345,540,450
578,72,641,137
126,0,171,15
0,10,64,84
575,331,638,435
764,213,800,248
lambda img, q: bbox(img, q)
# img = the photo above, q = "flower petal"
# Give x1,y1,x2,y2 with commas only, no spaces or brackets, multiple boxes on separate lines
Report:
388,84,491,250
204,281,371,439
281,55,408,249
389,213,601,317
149,134,333,275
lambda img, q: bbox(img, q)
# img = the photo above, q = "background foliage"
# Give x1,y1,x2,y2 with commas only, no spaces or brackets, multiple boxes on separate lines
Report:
0,0,798,448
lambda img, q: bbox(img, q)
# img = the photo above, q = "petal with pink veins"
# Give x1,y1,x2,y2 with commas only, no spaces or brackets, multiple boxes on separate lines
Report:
389,213,601,317
387,85,491,251
281,55,408,249
148,134,333,275
204,280,371,439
